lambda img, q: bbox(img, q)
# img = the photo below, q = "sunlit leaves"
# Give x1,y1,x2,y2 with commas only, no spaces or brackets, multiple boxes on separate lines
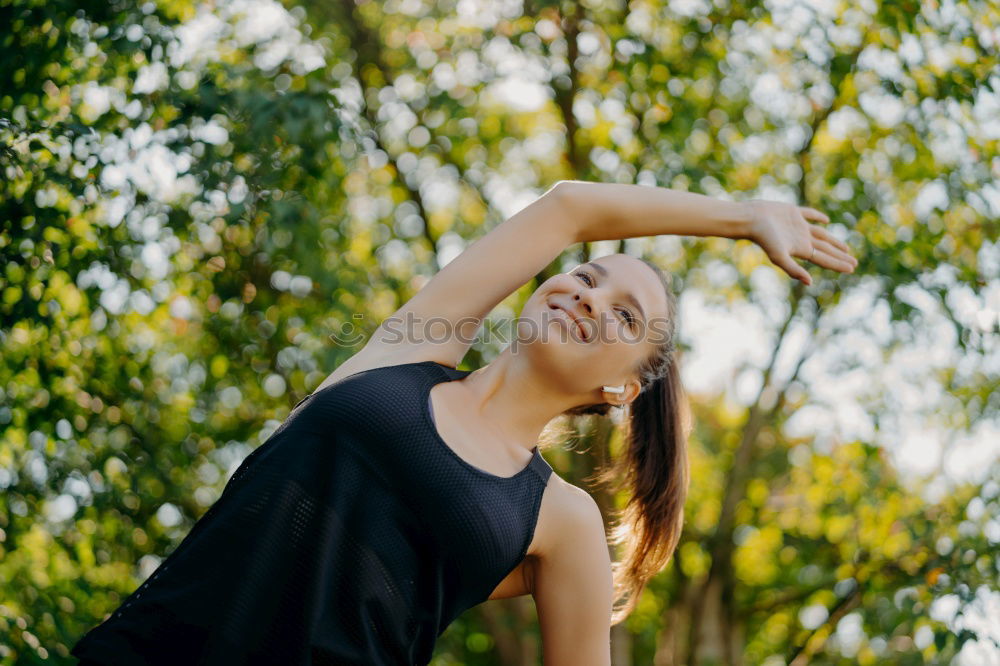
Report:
3,0,998,664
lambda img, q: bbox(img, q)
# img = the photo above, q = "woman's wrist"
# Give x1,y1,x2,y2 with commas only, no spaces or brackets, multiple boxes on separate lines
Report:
727,201,755,242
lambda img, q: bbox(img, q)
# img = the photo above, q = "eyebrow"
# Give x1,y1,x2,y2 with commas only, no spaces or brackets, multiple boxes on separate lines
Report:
583,262,646,324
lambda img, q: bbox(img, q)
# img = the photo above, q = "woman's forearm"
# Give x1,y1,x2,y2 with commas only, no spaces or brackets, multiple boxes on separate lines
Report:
557,180,753,244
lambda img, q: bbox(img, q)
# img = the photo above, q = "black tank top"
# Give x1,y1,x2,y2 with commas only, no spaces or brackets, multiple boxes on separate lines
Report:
71,360,553,665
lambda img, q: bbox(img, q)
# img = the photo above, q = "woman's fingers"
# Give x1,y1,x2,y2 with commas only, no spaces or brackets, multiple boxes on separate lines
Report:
801,210,860,272
811,240,856,273
799,206,830,224
775,252,813,285
810,224,852,254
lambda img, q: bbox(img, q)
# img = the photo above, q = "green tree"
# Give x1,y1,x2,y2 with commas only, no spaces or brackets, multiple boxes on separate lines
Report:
1,0,997,664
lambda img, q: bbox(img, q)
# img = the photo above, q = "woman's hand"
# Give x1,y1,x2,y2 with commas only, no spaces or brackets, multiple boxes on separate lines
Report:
744,200,857,286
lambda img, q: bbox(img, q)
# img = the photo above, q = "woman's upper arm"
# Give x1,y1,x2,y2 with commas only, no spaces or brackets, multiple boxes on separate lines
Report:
364,182,578,366
533,486,613,666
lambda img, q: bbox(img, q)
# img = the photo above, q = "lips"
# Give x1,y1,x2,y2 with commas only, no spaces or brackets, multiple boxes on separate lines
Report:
549,302,588,341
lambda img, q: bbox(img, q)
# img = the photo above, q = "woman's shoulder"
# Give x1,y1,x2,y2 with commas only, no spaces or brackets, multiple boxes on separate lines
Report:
529,473,606,559
312,345,457,394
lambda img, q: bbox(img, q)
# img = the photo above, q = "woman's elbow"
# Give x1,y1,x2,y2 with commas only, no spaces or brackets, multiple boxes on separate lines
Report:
544,180,588,245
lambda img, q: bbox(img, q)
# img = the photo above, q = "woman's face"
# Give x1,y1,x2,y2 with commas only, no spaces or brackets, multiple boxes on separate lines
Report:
515,253,671,394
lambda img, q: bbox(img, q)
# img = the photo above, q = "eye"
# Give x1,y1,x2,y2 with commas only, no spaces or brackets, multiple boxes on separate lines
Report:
575,271,594,287
618,309,636,328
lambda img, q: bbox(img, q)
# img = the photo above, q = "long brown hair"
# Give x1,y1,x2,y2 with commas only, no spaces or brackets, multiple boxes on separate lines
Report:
564,259,691,624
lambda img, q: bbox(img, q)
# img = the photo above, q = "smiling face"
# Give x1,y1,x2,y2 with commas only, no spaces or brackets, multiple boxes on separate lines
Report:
515,253,672,400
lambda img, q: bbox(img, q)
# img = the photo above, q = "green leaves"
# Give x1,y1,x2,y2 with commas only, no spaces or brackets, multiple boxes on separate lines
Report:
2,0,997,663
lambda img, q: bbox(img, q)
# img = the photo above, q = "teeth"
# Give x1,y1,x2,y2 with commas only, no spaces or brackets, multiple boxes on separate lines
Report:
549,303,586,340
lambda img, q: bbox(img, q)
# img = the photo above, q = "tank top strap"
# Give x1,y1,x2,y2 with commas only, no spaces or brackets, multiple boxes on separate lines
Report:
526,444,553,484
430,361,472,381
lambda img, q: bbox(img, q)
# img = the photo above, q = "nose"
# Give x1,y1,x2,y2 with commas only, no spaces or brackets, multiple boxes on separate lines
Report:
572,290,600,318
570,291,596,341
572,287,619,341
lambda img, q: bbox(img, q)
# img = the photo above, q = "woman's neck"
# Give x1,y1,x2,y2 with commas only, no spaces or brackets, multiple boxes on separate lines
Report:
458,351,584,455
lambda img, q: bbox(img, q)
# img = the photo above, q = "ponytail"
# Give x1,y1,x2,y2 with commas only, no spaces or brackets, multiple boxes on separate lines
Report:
598,352,690,624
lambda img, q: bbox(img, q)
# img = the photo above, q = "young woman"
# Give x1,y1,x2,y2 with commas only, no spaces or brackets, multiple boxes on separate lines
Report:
71,180,856,666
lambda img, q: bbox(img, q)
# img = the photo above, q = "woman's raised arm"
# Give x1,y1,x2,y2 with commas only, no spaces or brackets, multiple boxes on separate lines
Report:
335,179,852,374
558,180,854,286
358,181,579,368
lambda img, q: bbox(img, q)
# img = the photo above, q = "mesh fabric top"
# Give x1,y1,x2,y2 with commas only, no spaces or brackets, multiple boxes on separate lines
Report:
71,360,553,665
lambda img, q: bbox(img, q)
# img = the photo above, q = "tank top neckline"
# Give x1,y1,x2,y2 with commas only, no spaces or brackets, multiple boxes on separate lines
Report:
420,360,549,483
296,359,550,482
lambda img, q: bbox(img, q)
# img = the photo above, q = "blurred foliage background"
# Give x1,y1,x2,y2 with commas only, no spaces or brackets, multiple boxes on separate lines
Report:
1,0,998,663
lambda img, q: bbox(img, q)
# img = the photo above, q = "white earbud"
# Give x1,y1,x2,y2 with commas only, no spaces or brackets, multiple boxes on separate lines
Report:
602,385,625,394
